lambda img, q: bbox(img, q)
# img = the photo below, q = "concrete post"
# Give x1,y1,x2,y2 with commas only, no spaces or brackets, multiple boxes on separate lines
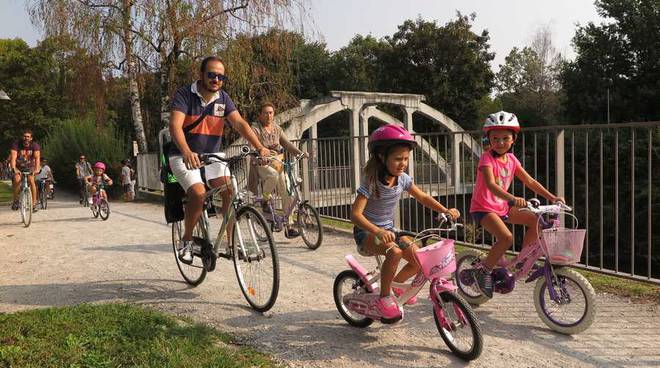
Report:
349,107,362,192
452,134,462,191
402,106,416,179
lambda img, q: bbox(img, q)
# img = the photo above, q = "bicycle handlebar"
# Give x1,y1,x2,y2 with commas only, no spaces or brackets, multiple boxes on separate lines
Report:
518,198,572,215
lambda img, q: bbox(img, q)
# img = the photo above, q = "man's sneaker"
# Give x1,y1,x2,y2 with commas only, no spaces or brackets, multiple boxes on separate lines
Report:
32,206,39,213
472,267,493,298
285,227,300,238
11,201,19,210
392,287,418,305
178,240,194,265
372,295,402,323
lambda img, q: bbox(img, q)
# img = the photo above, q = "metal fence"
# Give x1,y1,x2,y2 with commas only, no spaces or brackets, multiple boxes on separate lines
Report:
293,122,659,284
137,121,659,283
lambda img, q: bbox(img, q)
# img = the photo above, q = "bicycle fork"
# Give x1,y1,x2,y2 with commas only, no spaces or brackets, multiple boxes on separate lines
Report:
430,280,467,331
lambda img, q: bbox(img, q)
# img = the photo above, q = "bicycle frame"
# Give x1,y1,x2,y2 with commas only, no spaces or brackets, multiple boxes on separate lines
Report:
254,155,305,229
197,153,264,261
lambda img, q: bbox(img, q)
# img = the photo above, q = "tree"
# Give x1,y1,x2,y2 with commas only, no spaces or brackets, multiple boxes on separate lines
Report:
29,0,149,152
496,26,563,126
381,14,495,130
560,0,660,123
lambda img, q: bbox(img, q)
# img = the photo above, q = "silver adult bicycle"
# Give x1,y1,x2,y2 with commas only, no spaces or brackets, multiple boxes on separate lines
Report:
171,146,280,312
17,170,33,227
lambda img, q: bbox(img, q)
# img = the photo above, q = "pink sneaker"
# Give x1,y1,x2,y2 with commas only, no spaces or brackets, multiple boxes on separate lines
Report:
373,295,402,323
392,287,418,305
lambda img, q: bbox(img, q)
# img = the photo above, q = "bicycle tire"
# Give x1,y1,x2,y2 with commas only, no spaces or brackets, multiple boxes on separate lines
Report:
533,267,596,335
40,188,47,210
297,202,323,250
91,203,100,218
20,188,32,227
454,249,491,306
171,220,208,286
333,270,374,328
232,206,279,312
433,291,483,361
98,199,110,220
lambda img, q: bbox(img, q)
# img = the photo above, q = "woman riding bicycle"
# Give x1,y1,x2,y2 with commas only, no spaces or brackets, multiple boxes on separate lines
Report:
247,102,306,238
350,124,460,323
468,111,565,298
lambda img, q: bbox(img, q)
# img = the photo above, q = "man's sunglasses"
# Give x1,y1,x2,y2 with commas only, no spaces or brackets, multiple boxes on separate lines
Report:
206,72,227,81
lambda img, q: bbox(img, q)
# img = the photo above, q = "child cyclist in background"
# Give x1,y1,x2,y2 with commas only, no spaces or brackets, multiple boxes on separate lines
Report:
351,124,460,323
469,111,564,298
85,162,113,203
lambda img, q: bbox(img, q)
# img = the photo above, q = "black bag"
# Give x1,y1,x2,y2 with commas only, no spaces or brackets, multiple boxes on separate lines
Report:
160,99,219,183
164,181,185,223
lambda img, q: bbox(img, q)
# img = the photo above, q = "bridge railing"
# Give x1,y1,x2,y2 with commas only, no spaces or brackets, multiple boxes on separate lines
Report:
137,122,659,283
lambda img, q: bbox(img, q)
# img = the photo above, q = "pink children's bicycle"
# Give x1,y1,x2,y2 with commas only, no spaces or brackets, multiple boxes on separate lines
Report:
333,216,483,361
455,199,596,335
90,185,110,221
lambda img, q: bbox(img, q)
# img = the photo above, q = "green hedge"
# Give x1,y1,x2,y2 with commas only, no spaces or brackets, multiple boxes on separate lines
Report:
42,118,128,197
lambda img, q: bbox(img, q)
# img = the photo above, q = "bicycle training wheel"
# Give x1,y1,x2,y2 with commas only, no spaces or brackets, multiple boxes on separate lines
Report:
232,206,279,312
98,199,110,220
333,270,374,328
171,220,208,286
20,188,32,227
533,267,596,335
296,202,323,250
433,291,483,361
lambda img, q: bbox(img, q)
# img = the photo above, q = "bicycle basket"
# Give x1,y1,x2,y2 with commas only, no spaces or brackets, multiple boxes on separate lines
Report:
541,227,586,265
415,238,456,278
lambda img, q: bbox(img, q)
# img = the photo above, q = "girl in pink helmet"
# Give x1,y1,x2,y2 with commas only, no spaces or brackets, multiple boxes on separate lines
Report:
468,111,564,298
351,124,460,323
85,161,113,203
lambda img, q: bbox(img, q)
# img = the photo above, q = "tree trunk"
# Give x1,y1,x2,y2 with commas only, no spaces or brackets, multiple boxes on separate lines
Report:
123,0,148,153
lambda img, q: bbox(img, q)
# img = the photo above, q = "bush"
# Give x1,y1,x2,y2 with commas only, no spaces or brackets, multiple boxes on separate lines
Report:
42,118,128,197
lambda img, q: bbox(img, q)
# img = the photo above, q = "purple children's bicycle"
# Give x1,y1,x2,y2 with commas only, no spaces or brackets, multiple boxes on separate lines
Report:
333,215,483,361
455,199,596,335
90,184,110,221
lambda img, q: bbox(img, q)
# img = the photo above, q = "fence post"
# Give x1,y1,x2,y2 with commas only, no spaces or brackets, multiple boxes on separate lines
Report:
555,129,565,225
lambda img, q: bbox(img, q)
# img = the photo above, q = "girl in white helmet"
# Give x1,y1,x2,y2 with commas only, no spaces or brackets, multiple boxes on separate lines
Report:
469,111,564,298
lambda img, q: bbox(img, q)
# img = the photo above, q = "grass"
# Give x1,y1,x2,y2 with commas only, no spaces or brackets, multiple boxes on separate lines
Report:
0,303,279,368
0,180,12,204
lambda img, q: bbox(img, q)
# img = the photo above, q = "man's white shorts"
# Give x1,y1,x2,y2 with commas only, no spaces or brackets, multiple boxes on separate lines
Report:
169,153,230,192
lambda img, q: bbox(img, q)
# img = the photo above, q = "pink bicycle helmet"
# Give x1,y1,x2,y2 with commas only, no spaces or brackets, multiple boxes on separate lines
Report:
93,162,106,170
368,124,417,153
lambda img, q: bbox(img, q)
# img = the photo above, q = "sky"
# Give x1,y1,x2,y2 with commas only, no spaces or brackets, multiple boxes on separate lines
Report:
0,0,607,70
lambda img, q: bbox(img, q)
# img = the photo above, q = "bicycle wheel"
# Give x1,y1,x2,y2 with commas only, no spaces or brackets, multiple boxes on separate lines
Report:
171,220,207,286
433,291,483,361
91,202,99,218
533,267,596,335
232,206,279,312
98,199,110,220
40,188,47,210
20,188,32,227
83,189,89,207
333,270,374,328
296,202,323,250
250,205,270,242
454,249,491,306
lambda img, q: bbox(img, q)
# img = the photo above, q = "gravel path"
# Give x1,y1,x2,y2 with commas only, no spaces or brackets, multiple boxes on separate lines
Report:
1,193,658,368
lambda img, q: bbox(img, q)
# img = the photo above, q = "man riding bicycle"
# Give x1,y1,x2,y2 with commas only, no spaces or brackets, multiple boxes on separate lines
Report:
10,129,40,212
76,155,93,204
169,56,270,264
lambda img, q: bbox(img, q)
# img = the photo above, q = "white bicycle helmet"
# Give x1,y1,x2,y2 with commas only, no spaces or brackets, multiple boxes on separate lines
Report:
483,111,520,133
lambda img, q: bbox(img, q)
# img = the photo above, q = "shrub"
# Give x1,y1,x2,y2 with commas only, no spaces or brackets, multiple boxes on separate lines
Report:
42,118,128,197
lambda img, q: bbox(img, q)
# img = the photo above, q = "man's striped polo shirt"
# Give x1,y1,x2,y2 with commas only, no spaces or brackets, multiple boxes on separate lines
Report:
169,81,237,155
